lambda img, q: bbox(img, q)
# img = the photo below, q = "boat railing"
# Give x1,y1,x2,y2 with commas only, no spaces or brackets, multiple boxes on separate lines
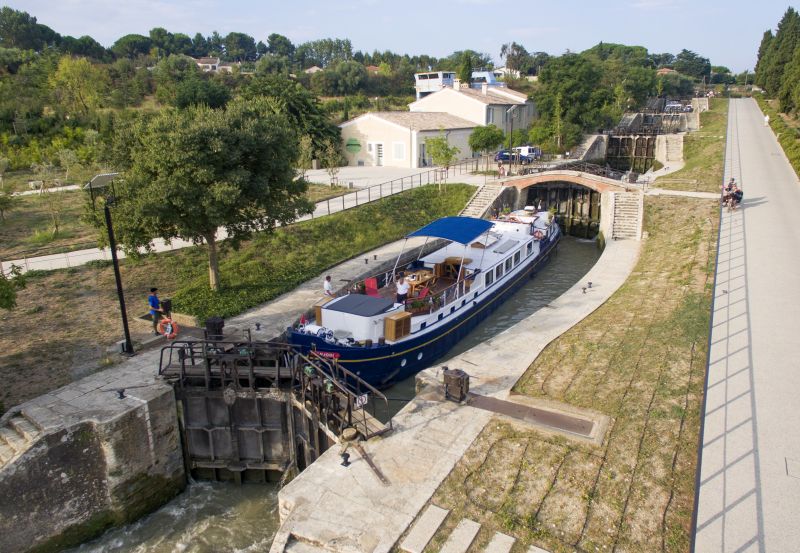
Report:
403,270,481,314
293,350,392,440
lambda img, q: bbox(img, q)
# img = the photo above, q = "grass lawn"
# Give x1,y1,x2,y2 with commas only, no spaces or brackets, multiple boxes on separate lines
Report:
0,183,351,260
421,106,727,553
655,97,728,193
0,190,96,259
0,183,474,412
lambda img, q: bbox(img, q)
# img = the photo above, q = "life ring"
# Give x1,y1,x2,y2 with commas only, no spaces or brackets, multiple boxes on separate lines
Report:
533,229,544,240
158,317,179,339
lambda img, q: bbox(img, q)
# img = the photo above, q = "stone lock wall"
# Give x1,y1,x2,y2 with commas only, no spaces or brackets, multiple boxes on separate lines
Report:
0,385,185,553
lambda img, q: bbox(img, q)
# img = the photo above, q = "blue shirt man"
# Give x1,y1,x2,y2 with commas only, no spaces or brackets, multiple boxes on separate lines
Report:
148,288,162,335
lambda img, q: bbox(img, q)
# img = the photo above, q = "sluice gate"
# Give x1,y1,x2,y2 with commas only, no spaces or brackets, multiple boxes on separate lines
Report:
158,333,392,482
526,183,602,239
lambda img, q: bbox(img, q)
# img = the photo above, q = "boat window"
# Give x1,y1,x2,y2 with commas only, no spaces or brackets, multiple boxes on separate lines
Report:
495,265,503,279
527,242,533,255
485,271,494,287
505,258,512,271
514,251,521,265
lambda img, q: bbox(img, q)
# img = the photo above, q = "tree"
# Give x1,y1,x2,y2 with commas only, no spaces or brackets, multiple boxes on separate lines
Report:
322,138,342,186
0,264,25,310
0,157,18,222
469,125,504,170
458,51,474,83
673,49,711,80
111,34,152,59
174,77,230,109
32,161,65,236
223,32,257,61
0,7,60,51
267,33,295,60
297,135,314,180
425,132,461,183
500,42,529,73
334,60,367,95
49,56,110,117
105,98,312,291
61,35,109,61
242,74,341,152
256,54,291,76
153,54,201,105
57,148,79,181
191,33,209,57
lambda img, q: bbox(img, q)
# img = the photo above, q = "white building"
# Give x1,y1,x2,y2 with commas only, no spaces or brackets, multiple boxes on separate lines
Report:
409,85,535,136
340,112,476,169
195,57,220,72
413,71,456,100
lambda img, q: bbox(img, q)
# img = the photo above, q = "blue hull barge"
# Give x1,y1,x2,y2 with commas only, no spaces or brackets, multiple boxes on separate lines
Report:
286,210,561,389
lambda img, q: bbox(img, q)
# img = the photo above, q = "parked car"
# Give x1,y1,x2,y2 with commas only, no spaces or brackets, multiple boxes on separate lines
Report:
494,150,534,164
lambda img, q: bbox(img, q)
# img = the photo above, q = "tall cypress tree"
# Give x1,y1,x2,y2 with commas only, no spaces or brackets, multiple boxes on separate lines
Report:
754,30,774,87
762,8,800,95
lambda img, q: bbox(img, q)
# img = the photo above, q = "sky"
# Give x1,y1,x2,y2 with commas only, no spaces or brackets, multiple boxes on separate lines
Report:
6,0,795,72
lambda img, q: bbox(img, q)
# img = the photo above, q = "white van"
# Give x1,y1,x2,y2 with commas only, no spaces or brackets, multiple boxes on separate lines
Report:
513,146,542,159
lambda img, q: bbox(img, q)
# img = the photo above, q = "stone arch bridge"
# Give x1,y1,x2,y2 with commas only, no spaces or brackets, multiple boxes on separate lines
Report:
493,168,643,241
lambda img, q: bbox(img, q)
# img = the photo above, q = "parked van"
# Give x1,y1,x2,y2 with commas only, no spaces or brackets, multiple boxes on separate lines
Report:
513,145,542,159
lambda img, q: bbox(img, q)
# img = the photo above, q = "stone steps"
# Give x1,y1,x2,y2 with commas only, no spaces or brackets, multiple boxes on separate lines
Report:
612,191,643,240
400,506,552,553
460,184,503,219
0,414,43,470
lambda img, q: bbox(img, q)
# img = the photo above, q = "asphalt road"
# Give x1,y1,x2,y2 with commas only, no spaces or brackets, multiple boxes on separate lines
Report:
694,98,800,552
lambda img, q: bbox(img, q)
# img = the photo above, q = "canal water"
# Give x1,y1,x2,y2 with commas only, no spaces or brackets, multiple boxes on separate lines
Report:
68,236,601,553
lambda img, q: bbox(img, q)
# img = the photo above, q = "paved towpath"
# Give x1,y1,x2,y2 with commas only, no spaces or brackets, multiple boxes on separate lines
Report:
693,98,800,552
1,170,493,275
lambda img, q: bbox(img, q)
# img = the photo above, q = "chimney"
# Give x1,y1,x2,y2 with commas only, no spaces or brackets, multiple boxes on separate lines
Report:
452,78,461,90
481,82,488,95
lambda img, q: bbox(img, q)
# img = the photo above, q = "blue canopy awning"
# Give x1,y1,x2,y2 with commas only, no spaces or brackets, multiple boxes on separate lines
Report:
407,216,493,245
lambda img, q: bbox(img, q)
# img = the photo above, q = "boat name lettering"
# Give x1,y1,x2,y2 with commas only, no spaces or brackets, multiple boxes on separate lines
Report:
312,351,341,359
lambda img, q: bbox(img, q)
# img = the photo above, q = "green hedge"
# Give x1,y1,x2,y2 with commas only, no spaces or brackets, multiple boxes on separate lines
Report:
172,183,475,320
755,95,800,179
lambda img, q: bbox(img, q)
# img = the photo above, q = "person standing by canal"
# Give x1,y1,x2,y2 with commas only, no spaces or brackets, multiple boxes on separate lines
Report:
148,288,163,335
323,275,335,297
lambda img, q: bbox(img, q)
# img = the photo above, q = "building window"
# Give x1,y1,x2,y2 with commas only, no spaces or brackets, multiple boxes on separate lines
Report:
505,258,512,272
487,108,494,124
393,142,405,160
513,251,521,265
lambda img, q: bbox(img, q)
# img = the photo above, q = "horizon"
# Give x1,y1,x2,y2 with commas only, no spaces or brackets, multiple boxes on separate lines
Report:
4,0,794,72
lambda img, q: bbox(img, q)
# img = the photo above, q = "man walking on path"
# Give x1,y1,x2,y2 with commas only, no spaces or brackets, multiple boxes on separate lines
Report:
323,275,334,297
148,288,163,335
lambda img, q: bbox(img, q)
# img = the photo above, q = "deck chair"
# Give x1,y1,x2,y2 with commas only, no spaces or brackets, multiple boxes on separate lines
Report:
364,277,380,297
417,286,430,299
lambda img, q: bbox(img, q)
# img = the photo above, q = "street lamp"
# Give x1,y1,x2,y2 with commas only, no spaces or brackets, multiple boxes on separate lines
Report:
506,105,519,175
85,173,134,355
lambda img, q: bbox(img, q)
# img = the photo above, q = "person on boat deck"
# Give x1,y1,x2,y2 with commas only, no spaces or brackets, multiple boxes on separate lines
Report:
323,275,334,297
396,276,410,304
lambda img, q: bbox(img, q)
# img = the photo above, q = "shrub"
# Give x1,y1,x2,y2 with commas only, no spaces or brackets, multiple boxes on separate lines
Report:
755,95,800,179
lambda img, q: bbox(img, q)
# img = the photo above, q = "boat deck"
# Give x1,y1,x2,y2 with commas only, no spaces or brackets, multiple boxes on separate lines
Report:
369,275,458,315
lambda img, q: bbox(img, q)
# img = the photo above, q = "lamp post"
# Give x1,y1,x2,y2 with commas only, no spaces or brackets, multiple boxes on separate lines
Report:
85,173,134,355
506,105,518,175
